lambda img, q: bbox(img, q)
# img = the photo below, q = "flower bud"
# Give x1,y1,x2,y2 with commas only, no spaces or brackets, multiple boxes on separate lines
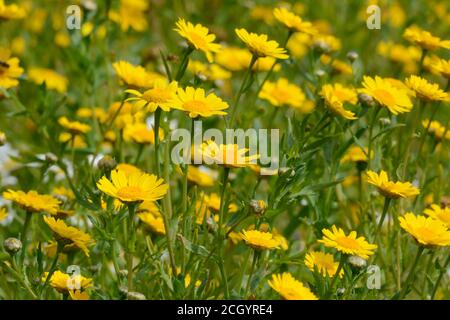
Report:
346,51,359,63
97,156,117,172
314,69,326,78
249,200,267,217
312,40,330,54
45,152,58,164
127,291,146,300
348,255,367,269
358,93,376,108
3,237,22,255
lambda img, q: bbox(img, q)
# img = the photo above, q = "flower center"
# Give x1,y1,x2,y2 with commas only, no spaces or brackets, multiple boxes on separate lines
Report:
184,100,206,112
187,32,207,48
336,236,360,250
117,186,143,199
373,89,396,106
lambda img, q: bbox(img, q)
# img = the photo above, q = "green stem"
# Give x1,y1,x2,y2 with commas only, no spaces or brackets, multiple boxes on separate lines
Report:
244,250,259,298
175,47,193,81
374,197,391,241
20,211,32,263
367,106,381,169
42,243,62,295
217,167,230,298
399,246,425,299
430,253,450,299
126,203,137,291
328,254,345,297
154,109,162,175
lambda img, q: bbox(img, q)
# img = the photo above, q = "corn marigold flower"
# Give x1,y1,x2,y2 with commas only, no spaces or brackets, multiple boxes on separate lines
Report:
43,216,94,256
196,140,260,168
125,80,178,112
259,78,306,109
27,67,68,93
250,5,275,25
376,41,421,71
241,230,280,250
174,18,221,63
235,28,289,59
123,122,164,145
97,169,168,203
109,0,149,32
320,55,353,75
0,0,25,20
305,251,344,278
312,34,341,53
273,7,317,35
399,213,450,247
59,133,87,148
0,207,8,221
137,200,161,215
422,119,450,141
424,204,450,229
366,170,420,199
171,86,229,118
69,290,90,300
138,212,165,235
403,26,450,51
58,117,91,135
76,107,108,123
188,60,232,81
52,186,75,201
112,60,165,89
0,48,24,89
430,58,450,79
405,75,449,102
318,225,377,259
2,190,60,214
42,270,92,294
268,272,318,300
359,76,413,114
205,192,238,213
320,83,358,120
115,163,142,176
341,146,371,163
185,165,215,187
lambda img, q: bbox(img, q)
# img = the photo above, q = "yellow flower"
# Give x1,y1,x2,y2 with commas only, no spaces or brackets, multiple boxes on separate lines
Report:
69,290,90,300
405,75,449,102
28,68,68,93
305,251,344,278
318,225,377,259
0,48,24,89
123,122,164,145
196,140,260,168
403,26,450,51
399,213,450,247
215,47,280,72
188,60,231,81
259,78,306,109
58,117,91,135
0,207,8,221
112,60,165,89
424,204,450,229
268,273,318,300
43,216,94,257
205,192,238,213
42,270,92,294
250,5,275,25
138,212,165,235
59,133,87,148
376,41,421,70
359,76,413,114
430,58,450,79
174,18,221,63
366,170,420,199
53,186,75,201
115,163,142,176
273,7,317,35
3,190,60,214
320,83,358,120
171,86,229,118
195,193,211,224
240,230,280,250
422,119,450,141
321,55,353,75
235,28,289,59
76,107,108,123
126,80,178,112
186,165,215,187
137,200,161,216
312,34,341,53
287,32,310,58
0,0,25,20
341,146,370,163
97,169,168,203
109,0,149,32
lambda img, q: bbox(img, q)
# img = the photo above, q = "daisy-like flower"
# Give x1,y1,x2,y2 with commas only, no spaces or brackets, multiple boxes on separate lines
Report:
259,78,306,109
0,0,25,20
205,192,238,213
341,146,370,163
304,251,344,278
112,60,165,89
115,163,142,176
0,48,24,89
240,230,280,250
268,273,318,300
138,212,165,235
188,60,232,81
235,28,289,59
273,7,317,35
318,225,377,259
109,0,149,32
403,26,450,51
320,83,358,120
126,80,178,112
366,170,420,199
69,290,90,300
0,207,8,221
430,58,450,79
186,165,215,187
2,190,60,214
171,86,229,118
215,47,281,73
42,270,92,294
321,55,353,75
43,216,94,257
97,169,168,203
59,133,86,148
422,120,450,141
123,122,164,145
58,117,91,135
405,75,448,102
359,76,413,115
399,213,450,246
28,68,68,93
424,204,450,229
311,34,342,53
196,140,260,168
174,18,221,63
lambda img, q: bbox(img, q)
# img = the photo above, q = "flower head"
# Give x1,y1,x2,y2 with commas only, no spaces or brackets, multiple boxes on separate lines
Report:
3,190,60,214
171,86,229,118
113,60,165,89
174,18,221,62
366,170,420,199
268,273,318,300
273,7,317,35
240,230,280,250
0,48,24,89
108,0,149,32
28,68,68,93
42,270,92,294
341,146,370,163
424,204,450,229
196,140,259,168
123,122,164,145
43,216,94,256
97,169,168,203
422,120,450,141
125,80,178,112
259,78,306,109
235,28,288,59
321,83,358,120
399,213,450,247
138,212,165,235
0,0,25,20
318,225,377,259
186,165,215,187
359,76,413,115
305,251,344,278
58,117,91,135
0,207,8,221
405,75,448,102
403,26,450,51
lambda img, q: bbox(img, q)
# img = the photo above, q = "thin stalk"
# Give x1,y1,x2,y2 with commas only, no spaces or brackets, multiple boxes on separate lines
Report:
328,254,345,297
20,211,32,263
154,108,162,175
216,167,230,298
126,204,137,291
244,250,259,298
367,106,381,169
373,197,391,241
399,246,425,299
175,47,193,81
430,253,450,299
